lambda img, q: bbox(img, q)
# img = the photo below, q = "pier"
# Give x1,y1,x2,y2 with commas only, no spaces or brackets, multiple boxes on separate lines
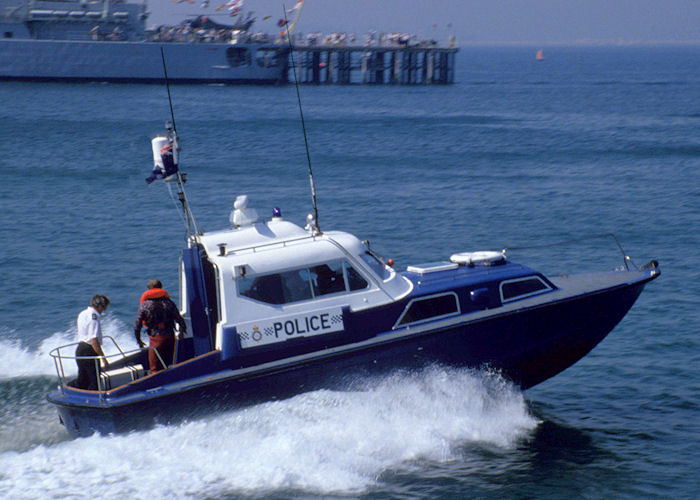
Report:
286,45,458,85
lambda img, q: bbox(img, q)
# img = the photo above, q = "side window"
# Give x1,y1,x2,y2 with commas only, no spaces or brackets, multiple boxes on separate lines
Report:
500,276,551,303
239,269,313,304
346,264,368,291
240,260,370,305
359,251,391,280
281,268,314,302
397,293,459,326
240,274,285,304
311,262,345,296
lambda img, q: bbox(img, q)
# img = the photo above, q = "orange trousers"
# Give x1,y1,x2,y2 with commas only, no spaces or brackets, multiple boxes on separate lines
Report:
148,334,175,373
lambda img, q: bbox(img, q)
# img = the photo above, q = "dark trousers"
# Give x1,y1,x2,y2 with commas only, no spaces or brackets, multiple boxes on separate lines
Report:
149,334,175,373
75,342,100,390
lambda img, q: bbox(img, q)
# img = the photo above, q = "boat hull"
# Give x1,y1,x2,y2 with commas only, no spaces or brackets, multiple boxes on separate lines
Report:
0,39,287,84
49,272,654,437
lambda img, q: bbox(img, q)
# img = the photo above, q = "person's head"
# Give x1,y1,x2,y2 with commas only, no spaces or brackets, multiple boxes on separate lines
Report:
90,294,110,313
147,279,162,290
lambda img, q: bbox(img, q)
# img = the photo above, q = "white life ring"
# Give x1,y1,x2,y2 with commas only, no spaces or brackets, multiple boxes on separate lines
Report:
449,251,505,266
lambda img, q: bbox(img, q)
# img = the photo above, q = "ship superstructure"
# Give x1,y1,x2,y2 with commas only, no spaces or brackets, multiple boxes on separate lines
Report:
0,0,288,83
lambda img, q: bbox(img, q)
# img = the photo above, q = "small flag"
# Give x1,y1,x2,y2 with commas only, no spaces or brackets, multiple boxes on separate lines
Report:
147,137,178,184
286,0,304,14
216,0,240,11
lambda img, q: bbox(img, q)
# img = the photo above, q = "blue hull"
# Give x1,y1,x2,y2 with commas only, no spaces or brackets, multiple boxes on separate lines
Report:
49,273,653,437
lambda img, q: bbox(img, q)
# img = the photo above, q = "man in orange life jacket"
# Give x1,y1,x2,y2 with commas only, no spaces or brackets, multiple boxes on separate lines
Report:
134,279,187,373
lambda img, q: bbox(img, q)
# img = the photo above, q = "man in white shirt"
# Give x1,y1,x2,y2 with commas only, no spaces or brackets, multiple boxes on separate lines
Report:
73,294,110,390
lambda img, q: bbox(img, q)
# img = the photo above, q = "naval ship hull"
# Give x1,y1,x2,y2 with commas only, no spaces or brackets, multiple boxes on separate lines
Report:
0,39,288,83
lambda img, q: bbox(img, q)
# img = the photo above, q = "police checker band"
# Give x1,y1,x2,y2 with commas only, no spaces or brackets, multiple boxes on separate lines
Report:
47,118,659,437
237,308,344,349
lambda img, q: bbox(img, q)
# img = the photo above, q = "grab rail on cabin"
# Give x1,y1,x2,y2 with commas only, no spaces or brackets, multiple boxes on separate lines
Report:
222,233,317,256
49,336,166,401
502,233,639,271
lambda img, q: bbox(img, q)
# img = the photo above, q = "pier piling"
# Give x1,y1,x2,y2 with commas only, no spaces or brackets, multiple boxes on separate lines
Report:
287,45,457,85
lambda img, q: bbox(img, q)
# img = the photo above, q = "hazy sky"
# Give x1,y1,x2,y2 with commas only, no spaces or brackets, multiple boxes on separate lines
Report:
150,0,700,45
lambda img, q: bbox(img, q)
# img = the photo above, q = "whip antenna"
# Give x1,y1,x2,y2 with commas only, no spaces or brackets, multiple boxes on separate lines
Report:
160,47,177,134
283,5,320,234
158,47,200,240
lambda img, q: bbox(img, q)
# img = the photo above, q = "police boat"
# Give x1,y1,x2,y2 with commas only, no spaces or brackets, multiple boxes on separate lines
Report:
47,122,660,438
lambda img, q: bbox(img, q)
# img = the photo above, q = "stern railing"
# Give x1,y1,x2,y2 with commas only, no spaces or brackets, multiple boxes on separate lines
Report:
49,336,165,400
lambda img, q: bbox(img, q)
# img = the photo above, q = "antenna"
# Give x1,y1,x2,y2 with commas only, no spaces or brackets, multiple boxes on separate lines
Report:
160,47,177,135
283,5,320,234
159,47,200,240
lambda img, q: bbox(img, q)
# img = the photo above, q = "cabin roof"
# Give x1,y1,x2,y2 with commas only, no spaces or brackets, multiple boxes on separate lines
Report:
199,219,310,257
198,220,370,277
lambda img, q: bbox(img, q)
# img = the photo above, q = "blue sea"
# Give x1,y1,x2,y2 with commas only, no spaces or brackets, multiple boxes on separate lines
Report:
0,46,698,499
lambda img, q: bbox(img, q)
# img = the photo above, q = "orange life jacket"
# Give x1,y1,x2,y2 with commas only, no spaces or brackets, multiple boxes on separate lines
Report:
140,288,171,330
140,288,170,304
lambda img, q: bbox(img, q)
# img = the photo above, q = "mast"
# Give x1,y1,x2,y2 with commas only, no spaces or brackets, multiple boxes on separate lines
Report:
282,2,320,234
155,47,201,242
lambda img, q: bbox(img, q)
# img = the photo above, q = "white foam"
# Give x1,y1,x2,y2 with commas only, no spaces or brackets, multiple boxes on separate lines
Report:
0,315,140,380
0,366,538,498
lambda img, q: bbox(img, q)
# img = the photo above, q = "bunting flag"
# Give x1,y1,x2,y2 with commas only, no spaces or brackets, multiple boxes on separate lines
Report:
286,0,304,15
277,18,287,27
263,15,271,21
172,0,195,4
216,0,241,12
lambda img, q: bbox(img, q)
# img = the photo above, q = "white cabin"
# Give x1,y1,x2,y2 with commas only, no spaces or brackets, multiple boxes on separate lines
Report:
182,201,413,352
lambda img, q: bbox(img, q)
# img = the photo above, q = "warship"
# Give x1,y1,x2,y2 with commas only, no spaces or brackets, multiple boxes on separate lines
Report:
0,0,290,83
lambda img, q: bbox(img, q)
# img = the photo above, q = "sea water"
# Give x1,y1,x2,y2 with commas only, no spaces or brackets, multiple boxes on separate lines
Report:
0,46,698,498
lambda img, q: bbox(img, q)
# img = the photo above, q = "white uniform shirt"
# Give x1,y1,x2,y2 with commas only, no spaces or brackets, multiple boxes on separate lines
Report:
77,306,103,344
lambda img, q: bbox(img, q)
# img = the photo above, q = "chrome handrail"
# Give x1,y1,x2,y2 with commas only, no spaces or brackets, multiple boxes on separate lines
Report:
49,336,166,398
502,233,638,271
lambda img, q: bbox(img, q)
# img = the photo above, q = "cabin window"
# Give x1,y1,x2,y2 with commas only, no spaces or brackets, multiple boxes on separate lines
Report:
359,251,391,280
310,262,346,296
239,260,368,305
239,269,312,305
4,32,13,38
500,276,551,303
396,292,460,326
227,47,250,67
347,266,369,290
